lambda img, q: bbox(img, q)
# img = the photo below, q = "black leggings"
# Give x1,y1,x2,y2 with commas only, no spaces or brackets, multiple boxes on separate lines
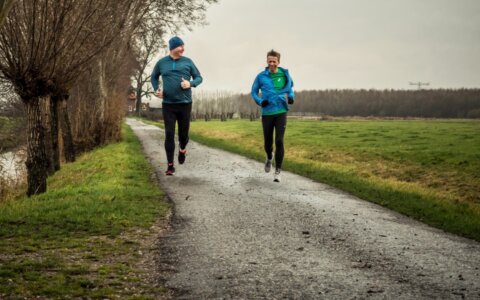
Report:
162,103,192,164
262,112,287,169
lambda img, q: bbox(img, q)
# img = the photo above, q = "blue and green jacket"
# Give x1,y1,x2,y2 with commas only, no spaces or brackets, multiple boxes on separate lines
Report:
251,67,295,115
151,56,203,104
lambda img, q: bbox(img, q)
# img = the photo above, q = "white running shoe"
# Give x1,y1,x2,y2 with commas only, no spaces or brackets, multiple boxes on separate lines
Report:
264,158,272,173
274,169,281,182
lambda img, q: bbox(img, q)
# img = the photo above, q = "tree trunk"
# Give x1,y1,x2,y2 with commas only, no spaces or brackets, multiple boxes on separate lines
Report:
136,80,142,117
50,96,60,171
40,96,55,175
97,59,107,144
58,96,76,162
25,99,48,196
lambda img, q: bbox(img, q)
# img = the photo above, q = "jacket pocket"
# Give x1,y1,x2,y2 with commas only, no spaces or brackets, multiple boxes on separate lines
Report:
276,94,288,110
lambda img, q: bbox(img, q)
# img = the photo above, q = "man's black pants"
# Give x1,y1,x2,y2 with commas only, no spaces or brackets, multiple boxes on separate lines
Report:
262,112,287,169
162,103,192,164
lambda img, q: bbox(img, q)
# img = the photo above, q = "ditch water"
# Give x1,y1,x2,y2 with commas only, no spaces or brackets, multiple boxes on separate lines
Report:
0,149,26,181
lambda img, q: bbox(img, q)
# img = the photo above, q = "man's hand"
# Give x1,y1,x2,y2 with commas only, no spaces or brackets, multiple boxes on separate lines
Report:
261,100,269,107
286,93,294,104
155,88,163,98
181,77,191,89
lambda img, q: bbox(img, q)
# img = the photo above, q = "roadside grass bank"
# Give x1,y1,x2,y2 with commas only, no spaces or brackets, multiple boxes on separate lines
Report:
0,124,171,299
142,118,479,241
0,163,25,204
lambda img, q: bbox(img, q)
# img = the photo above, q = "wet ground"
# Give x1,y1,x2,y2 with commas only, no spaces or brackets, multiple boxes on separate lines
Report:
127,118,480,299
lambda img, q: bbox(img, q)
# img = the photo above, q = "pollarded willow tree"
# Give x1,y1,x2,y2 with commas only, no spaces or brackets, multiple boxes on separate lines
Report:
46,0,151,166
0,0,137,195
69,0,217,149
0,0,217,196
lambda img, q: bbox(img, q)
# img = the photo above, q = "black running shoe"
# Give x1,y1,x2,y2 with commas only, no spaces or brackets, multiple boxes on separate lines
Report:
178,149,187,165
165,163,175,176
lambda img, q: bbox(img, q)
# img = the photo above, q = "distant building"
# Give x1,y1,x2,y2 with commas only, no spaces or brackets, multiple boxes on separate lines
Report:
126,88,163,119
140,102,150,111
142,95,162,110
142,95,163,119
126,89,136,113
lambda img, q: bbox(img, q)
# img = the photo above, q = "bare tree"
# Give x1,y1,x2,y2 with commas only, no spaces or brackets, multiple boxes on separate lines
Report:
132,16,165,115
0,0,134,195
66,0,218,150
0,0,218,196
50,0,143,160
131,0,218,116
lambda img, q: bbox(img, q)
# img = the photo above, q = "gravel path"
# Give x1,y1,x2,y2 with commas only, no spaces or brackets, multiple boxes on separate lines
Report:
127,118,480,299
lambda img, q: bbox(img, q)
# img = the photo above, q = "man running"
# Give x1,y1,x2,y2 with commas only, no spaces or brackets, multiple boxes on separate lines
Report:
251,49,295,182
151,36,203,175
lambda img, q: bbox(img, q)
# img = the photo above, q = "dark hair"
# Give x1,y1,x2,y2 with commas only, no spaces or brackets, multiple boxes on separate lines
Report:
267,49,281,61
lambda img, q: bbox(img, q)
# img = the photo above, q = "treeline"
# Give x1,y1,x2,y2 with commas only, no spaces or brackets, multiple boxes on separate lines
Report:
291,89,480,118
191,91,259,121
188,89,480,120
0,0,216,196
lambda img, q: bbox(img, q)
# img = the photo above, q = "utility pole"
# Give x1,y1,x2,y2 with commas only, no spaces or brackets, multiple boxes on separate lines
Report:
409,82,430,90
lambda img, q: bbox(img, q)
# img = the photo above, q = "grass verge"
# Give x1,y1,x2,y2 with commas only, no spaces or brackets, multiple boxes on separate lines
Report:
140,117,480,241
0,123,170,299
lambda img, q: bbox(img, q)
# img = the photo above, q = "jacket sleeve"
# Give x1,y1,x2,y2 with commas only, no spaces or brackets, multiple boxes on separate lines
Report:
288,85,295,102
286,72,295,102
250,75,263,105
190,61,203,87
151,62,161,91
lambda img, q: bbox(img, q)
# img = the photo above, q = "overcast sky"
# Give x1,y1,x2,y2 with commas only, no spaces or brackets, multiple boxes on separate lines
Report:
159,0,480,92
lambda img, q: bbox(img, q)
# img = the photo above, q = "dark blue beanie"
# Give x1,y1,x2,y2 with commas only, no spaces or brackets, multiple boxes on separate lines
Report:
169,36,184,50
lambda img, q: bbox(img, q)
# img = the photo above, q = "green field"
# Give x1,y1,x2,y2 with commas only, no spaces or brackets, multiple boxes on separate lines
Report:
183,118,480,241
0,124,170,298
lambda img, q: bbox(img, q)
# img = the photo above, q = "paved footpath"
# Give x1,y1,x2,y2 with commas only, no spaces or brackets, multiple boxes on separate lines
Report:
127,118,480,299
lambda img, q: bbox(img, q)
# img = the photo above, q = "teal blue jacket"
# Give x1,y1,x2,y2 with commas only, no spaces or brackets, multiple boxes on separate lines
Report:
251,67,295,115
151,56,202,104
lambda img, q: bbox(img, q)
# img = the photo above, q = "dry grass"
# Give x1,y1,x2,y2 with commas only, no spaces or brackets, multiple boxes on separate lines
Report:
0,149,26,203
289,148,480,207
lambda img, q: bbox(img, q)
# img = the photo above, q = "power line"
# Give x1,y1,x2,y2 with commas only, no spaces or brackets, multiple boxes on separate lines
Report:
409,82,430,90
